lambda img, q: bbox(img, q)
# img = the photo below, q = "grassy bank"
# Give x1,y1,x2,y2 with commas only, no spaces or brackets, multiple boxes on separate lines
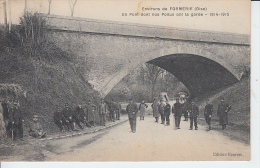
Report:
195,78,250,144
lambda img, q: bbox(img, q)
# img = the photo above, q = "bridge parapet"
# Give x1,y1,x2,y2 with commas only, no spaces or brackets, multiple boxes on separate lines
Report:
42,14,250,46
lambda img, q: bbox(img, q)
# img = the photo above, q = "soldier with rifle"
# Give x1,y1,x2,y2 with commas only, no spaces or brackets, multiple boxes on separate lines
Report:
8,100,24,140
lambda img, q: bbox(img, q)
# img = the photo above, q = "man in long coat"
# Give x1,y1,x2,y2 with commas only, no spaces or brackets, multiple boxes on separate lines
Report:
182,98,189,121
126,98,138,133
159,99,166,124
164,100,171,126
151,99,160,123
115,101,121,120
8,100,24,140
139,100,148,120
189,101,199,130
54,106,67,132
172,98,182,130
204,99,213,131
217,97,231,130
62,103,75,131
99,99,108,126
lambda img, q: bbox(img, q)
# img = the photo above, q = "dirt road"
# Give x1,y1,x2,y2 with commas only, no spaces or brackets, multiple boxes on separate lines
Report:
43,114,250,161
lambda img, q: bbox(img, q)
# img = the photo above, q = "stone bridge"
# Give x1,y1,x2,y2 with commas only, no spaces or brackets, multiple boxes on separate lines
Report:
42,14,250,98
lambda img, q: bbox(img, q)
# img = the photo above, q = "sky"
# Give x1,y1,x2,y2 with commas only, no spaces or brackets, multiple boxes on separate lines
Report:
0,0,250,34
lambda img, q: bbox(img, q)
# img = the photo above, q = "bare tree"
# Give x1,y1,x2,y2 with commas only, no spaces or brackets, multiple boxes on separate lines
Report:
68,0,77,17
144,63,164,99
47,0,52,14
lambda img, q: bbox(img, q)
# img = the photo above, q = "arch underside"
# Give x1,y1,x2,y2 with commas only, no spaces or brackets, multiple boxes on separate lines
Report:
147,54,239,98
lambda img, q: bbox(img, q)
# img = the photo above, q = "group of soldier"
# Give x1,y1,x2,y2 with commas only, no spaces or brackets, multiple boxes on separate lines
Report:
1,99,46,140
53,99,122,132
125,96,232,133
151,97,231,131
1,98,122,140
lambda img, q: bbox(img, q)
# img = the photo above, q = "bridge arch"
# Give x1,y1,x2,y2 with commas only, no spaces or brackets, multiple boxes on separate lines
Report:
99,46,240,98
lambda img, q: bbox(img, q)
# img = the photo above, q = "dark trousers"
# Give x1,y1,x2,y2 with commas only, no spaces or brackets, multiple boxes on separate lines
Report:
109,112,115,121
174,115,181,128
190,116,198,129
129,117,136,132
184,111,188,121
161,114,165,124
205,115,211,126
155,117,159,123
99,114,106,126
7,122,23,139
165,115,170,125
55,121,64,131
74,116,83,129
116,110,120,120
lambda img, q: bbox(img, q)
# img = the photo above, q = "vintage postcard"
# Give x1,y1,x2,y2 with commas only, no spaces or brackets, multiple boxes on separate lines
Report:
0,0,252,163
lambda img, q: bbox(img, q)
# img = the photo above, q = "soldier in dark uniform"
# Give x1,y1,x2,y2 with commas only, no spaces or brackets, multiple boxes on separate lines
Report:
217,97,231,130
76,104,91,128
159,99,165,124
53,106,66,132
182,98,189,121
204,99,213,131
99,99,108,126
164,100,171,126
126,98,138,133
7,100,24,140
72,105,83,130
62,103,75,131
115,101,121,120
172,98,182,130
151,99,160,123
108,100,115,122
85,100,96,126
189,101,199,130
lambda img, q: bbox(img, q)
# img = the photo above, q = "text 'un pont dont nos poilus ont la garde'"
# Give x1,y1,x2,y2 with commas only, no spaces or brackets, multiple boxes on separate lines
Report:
122,7,229,17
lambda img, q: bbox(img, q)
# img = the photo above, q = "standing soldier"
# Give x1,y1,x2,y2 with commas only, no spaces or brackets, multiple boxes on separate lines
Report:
108,100,115,122
72,106,83,130
53,106,66,132
172,98,182,130
8,100,24,140
151,99,160,123
76,104,90,128
115,101,121,120
99,99,107,126
126,98,138,133
217,97,231,130
182,98,189,121
62,103,75,131
189,101,199,130
204,99,213,131
164,100,171,126
159,99,165,124
86,100,96,126
139,100,148,120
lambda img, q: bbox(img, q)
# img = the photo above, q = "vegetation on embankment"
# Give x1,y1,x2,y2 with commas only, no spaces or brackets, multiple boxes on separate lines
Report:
195,77,250,144
0,13,100,135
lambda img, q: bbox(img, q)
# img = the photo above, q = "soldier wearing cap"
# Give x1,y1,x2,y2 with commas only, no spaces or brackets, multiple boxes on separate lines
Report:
29,115,46,138
151,98,160,123
204,99,213,131
7,100,24,140
115,101,121,120
62,103,75,131
164,100,171,126
217,97,231,130
172,98,182,130
189,100,199,130
126,98,138,133
99,99,108,126
159,99,166,124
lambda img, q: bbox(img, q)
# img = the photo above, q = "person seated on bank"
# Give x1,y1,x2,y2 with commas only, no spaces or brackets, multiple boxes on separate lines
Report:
29,115,46,138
